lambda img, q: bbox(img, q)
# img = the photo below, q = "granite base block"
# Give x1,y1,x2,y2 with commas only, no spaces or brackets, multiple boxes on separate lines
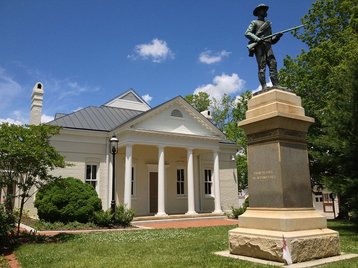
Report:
229,227,340,263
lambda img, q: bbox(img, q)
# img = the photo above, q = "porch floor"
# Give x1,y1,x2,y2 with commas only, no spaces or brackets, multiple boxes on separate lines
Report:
133,212,225,222
133,213,239,229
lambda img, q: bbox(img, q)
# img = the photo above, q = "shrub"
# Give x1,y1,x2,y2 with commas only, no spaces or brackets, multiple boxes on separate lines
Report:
0,203,15,245
34,177,102,223
229,197,249,219
230,207,245,219
243,197,249,209
93,210,112,227
113,204,135,227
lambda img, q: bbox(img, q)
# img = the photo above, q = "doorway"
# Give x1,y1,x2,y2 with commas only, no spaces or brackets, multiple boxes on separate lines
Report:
149,172,158,214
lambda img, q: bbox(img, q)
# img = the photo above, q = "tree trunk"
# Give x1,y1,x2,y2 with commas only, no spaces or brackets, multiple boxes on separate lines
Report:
17,196,25,236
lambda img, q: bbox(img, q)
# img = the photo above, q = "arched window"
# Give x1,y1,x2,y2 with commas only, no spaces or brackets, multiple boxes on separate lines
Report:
171,109,183,118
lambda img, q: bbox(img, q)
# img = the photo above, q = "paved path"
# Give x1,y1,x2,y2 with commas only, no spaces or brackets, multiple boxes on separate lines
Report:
133,217,238,229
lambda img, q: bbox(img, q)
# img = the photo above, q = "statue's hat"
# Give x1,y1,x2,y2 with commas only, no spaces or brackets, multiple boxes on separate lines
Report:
253,4,269,16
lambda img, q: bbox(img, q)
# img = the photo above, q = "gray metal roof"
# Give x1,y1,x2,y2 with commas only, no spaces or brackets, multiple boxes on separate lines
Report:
48,106,143,132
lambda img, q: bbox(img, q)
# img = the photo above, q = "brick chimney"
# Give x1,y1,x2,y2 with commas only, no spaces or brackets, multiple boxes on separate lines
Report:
30,82,44,125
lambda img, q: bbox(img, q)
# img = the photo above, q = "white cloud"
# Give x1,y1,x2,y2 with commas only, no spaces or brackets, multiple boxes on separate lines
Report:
41,114,54,123
56,80,100,100
0,110,27,125
1,113,53,125
141,94,152,104
0,118,23,125
199,50,231,64
194,73,245,100
130,39,174,63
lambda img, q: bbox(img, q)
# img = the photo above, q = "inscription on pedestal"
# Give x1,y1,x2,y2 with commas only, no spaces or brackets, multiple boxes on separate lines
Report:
252,170,276,180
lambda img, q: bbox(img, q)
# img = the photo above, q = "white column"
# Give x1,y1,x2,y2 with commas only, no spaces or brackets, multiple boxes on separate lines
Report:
124,144,132,208
186,148,197,215
156,145,167,216
213,151,223,213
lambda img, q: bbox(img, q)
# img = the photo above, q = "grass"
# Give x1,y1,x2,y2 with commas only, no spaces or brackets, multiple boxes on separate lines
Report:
13,221,358,268
0,255,9,268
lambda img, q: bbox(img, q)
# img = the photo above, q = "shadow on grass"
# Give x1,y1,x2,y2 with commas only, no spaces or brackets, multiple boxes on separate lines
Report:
328,220,358,234
1,232,78,255
18,232,77,244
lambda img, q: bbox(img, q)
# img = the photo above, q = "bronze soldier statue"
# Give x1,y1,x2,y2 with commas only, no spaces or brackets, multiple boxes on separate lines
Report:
245,4,283,90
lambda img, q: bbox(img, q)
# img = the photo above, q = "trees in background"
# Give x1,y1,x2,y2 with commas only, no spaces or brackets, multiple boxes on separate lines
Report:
279,0,358,221
184,92,211,112
0,123,65,234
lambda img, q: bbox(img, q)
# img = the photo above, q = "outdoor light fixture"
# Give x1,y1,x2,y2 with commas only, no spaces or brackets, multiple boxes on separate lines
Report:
110,135,119,213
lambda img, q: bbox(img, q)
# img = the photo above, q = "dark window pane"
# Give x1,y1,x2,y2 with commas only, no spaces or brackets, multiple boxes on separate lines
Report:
92,165,97,180
86,165,91,180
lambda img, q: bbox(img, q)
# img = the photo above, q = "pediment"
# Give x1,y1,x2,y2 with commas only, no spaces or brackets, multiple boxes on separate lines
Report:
129,98,224,139
104,89,150,112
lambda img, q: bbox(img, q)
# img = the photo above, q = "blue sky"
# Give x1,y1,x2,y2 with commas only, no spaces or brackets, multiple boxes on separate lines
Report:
0,0,315,124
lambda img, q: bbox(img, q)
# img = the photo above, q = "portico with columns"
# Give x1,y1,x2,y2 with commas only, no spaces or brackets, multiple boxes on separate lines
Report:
110,132,228,216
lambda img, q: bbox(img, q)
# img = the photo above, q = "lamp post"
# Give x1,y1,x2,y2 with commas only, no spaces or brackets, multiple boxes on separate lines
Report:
330,193,337,219
110,135,119,213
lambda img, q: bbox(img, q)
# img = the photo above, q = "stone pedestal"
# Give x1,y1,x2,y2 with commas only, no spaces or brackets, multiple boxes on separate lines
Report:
229,89,340,263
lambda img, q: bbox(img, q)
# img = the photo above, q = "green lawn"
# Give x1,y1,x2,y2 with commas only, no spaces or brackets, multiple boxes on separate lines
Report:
0,255,9,268
14,221,358,268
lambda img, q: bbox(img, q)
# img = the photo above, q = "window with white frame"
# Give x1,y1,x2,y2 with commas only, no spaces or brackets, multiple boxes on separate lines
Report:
131,167,135,196
176,168,185,195
204,169,213,195
85,164,98,189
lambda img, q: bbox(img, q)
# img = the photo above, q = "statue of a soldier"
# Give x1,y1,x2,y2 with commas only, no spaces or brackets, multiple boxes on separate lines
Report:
245,4,283,90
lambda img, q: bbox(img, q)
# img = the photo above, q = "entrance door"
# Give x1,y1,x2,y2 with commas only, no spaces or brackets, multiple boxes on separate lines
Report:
149,172,158,214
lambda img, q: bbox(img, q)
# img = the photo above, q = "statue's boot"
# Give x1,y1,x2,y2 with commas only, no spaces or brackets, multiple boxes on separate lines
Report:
271,76,279,87
259,74,267,91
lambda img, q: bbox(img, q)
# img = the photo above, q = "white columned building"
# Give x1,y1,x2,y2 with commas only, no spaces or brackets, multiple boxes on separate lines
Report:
43,89,239,218
186,148,197,215
213,150,223,213
156,145,167,216
124,144,132,208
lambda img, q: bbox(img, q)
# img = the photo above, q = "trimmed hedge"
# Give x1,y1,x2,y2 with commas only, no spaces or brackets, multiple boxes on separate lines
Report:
35,177,102,223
